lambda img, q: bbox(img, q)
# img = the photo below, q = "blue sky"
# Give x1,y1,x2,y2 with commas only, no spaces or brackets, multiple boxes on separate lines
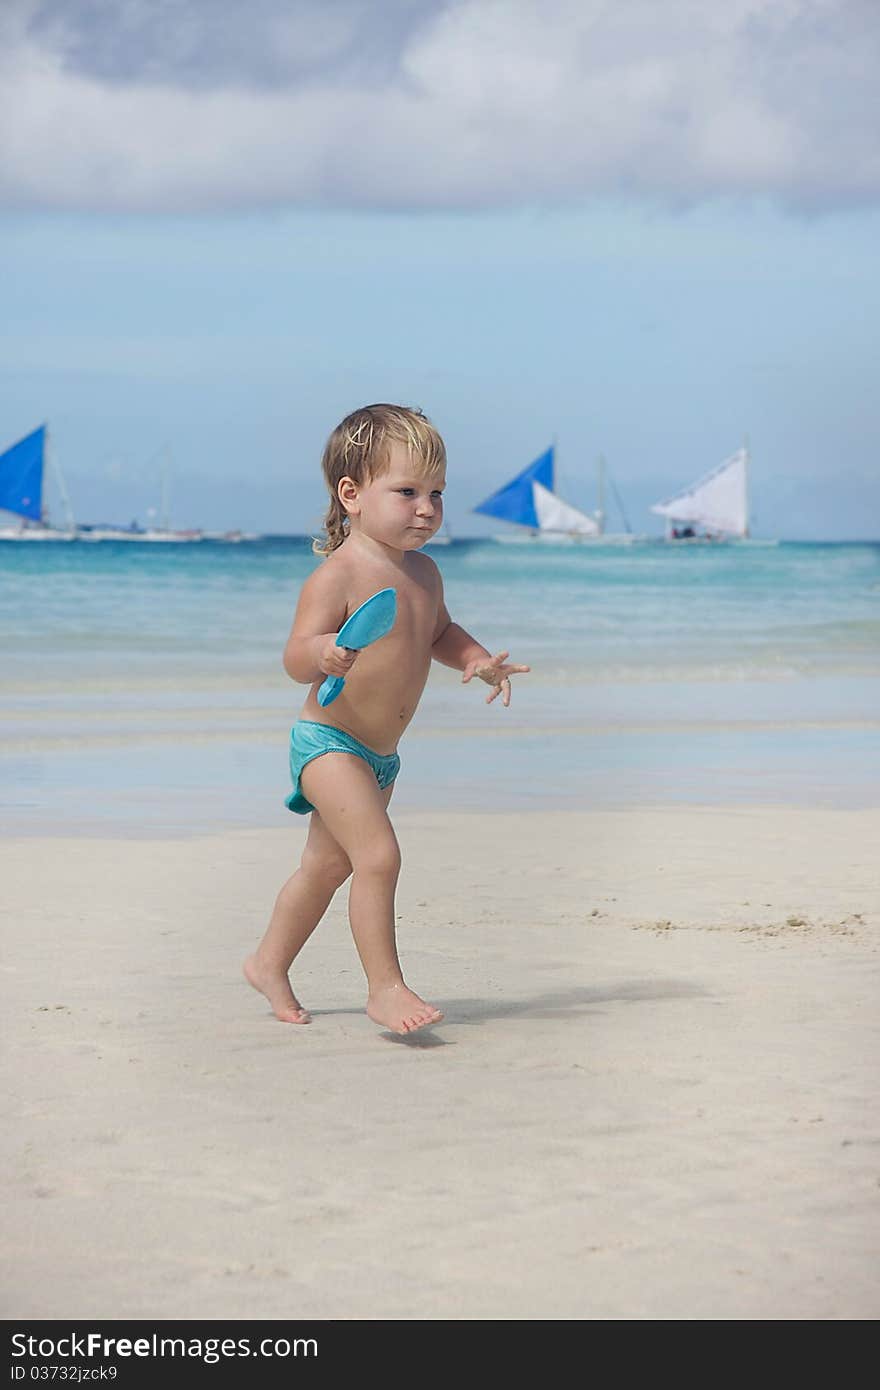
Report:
1,1,878,538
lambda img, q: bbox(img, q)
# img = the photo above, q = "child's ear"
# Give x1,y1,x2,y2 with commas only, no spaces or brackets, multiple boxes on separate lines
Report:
337,476,360,515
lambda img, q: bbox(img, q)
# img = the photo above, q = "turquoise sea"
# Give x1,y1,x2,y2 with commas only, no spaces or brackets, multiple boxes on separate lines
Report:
1,538,878,834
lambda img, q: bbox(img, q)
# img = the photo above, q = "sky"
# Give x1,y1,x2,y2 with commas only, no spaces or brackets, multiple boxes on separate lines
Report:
1,0,878,539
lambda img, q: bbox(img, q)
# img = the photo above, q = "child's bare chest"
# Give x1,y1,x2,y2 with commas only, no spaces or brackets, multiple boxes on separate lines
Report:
346,567,437,656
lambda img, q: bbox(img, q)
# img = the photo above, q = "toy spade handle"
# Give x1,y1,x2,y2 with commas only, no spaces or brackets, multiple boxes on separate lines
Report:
317,673,346,707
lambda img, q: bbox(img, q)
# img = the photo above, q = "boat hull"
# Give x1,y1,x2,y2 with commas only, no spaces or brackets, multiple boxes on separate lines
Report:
0,527,76,541
491,531,640,546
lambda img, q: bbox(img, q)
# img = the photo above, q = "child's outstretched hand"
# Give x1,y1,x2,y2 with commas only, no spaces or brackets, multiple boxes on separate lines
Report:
462,650,530,707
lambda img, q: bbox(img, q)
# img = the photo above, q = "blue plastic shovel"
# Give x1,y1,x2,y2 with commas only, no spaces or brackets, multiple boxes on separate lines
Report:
317,587,398,707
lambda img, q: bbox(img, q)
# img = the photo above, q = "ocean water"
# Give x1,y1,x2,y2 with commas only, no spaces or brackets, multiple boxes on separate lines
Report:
1,537,878,834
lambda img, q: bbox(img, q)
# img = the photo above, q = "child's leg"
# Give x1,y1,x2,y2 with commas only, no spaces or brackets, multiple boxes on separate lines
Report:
300,752,444,1034
244,807,353,1023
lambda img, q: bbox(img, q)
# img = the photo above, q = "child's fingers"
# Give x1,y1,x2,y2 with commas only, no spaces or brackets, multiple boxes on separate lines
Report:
486,680,512,705
465,656,527,693
322,645,358,677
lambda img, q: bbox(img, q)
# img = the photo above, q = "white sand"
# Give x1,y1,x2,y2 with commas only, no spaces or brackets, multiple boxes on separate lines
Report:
2,807,878,1320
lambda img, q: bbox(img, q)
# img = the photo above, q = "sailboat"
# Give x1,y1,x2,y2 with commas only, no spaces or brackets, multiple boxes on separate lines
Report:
473,444,635,544
0,425,77,541
650,441,764,543
78,445,202,542
140,446,202,541
592,454,638,544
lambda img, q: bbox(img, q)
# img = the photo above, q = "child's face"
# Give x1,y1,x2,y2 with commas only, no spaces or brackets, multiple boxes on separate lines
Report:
345,441,445,550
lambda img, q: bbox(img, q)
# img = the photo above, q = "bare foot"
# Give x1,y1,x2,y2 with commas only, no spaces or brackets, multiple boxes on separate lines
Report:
366,982,444,1035
243,954,311,1024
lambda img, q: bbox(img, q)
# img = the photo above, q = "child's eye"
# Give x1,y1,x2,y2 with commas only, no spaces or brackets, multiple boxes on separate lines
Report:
432,491,444,499
398,488,415,497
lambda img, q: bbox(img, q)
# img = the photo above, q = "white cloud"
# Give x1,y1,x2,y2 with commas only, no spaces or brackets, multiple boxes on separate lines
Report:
0,0,877,212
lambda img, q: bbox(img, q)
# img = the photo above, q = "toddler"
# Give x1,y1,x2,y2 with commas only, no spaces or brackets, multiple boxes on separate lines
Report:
244,404,529,1034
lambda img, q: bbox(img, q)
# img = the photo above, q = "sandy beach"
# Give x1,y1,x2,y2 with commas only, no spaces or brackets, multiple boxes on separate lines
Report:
2,805,878,1320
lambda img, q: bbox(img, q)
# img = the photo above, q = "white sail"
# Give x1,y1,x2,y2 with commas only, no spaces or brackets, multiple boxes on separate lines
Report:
532,480,600,535
651,448,748,537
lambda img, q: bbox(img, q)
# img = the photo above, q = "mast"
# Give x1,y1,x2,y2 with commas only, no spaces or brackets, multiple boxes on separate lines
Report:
596,455,606,535
743,434,750,539
160,444,171,532
45,424,76,534
608,465,633,535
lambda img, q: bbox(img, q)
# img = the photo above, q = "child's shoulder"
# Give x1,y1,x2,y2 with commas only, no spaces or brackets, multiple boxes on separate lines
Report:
298,548,350,609
304,547,343,583
408,549,442,583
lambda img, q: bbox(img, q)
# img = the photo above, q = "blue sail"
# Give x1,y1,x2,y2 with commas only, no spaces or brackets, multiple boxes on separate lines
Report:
0,425,45,521
473,446,554,528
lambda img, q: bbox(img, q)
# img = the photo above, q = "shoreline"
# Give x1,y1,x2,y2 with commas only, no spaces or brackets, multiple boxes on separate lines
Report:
6,667,880,837
2,805,878,1319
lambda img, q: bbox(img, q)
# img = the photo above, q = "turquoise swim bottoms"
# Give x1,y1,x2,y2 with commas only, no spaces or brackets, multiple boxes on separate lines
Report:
285,719,401,815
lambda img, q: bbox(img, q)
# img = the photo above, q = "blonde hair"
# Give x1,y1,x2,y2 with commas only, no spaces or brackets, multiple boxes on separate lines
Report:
313,403,447,556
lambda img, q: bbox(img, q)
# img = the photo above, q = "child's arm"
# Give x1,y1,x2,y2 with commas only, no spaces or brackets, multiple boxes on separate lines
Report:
432,602,492,672
283,566,358,684
432,595,530,708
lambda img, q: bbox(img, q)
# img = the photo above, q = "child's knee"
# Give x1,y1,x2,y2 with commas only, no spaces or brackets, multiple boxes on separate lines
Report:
301,842,351,888
353,835,401,880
